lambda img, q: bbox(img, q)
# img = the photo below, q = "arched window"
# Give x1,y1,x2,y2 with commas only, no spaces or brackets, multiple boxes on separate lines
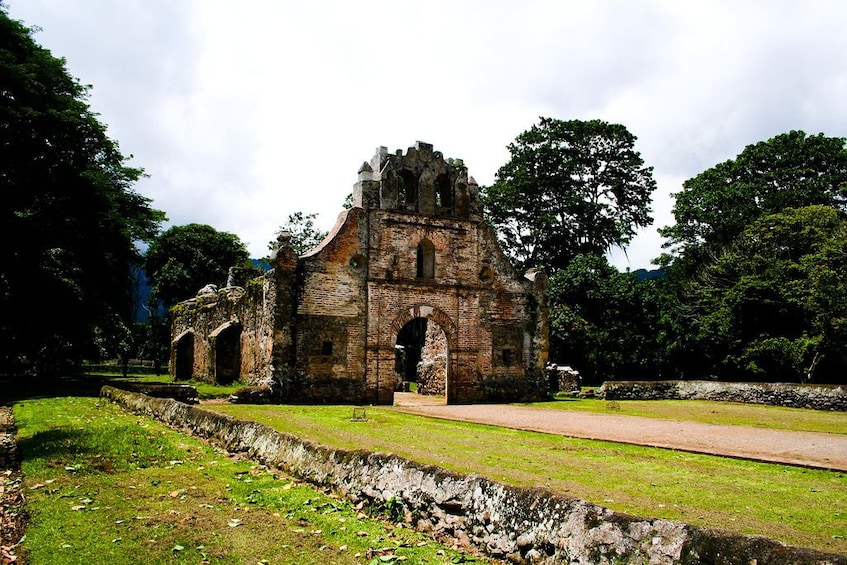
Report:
416,239,435,279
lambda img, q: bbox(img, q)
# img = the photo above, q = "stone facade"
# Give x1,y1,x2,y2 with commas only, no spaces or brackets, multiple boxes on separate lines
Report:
171,142,549,405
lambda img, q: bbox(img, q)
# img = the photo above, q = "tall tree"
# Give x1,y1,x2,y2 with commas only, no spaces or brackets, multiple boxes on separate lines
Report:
547,254,661,383
483,117,656,271
684,206,847,383
0,8,165,376
660,131,847,262
145,224,248,307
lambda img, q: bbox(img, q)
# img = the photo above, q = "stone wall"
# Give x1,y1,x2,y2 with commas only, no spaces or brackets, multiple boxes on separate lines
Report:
600,380,847,411
546,364,581,394
101,386,846,565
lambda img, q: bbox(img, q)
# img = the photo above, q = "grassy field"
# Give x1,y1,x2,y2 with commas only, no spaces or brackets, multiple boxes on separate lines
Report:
210,403,847,555
12,395,487,564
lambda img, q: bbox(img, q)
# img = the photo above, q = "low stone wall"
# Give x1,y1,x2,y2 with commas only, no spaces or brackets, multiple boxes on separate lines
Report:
111,382,200,404
600,380,847,411
100,386,846,565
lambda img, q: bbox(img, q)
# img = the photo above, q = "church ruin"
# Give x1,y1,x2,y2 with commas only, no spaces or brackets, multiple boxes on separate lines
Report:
170,142,549,404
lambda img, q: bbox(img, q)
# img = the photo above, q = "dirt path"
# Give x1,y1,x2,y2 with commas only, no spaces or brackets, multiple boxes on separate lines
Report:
392,393,847,472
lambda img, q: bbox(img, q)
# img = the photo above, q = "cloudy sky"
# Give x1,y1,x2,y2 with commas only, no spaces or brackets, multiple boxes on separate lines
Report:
7,1,847,269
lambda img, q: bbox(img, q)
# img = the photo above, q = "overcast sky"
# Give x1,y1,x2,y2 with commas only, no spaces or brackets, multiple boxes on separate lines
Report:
7,1,847,269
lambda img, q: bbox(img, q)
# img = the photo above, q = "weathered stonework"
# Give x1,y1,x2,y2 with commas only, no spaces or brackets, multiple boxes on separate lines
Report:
102,386,847,565
171,142,549,404
601,380,847,411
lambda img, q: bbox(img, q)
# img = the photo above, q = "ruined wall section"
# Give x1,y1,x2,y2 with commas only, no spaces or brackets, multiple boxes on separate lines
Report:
287,208,369,402
170,235,298,386
170,281,274,385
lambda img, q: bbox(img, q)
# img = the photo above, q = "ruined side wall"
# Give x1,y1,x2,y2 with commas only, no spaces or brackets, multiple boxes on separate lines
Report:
170,278,279,385
288,208,369,402
101,386,847,565
601,380,847,411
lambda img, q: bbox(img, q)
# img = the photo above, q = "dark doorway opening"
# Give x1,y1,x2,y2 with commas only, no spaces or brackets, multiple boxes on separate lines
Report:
174,332,194,381
213,325,241,385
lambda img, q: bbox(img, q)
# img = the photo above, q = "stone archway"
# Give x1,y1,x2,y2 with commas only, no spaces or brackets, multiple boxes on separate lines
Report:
389,305,456,404
395,317,448,397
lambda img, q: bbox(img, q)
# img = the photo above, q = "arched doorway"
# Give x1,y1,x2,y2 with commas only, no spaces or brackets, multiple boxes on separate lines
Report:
173,331,194,381
394,317,448,402
211,322,241,385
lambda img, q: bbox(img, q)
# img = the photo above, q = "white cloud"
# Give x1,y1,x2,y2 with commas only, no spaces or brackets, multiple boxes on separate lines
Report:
7,0,847,268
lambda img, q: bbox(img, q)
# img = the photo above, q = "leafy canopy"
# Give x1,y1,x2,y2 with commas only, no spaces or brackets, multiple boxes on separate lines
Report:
660,130,847,260
548,254,661,383
484,117,656,271
0,7,165,374
145,224,248,307
684,205,847,383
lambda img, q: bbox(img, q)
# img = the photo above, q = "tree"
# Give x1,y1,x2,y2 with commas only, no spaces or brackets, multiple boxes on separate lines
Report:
483,117,656,271
547,254,662,383
272,212,328,256
145,224,248,307
0,8,165,376
684,206,847,383
660,131,847,262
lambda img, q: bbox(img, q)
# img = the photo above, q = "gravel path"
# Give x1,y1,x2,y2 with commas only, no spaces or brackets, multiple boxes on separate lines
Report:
392,393,847,472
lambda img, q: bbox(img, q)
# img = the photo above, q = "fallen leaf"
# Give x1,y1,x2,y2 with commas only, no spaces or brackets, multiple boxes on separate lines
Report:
70,505,86,511
228,518,242,528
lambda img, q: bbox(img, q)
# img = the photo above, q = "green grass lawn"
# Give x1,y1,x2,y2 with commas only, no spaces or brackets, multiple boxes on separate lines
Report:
210,403,847,555
13,396,487,564
531,395,847,434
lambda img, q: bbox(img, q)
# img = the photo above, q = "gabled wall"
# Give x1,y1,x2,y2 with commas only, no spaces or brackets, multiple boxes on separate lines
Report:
171,142,549,404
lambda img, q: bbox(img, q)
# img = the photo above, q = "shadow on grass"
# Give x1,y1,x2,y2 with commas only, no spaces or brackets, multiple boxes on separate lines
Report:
2,373,174,403
15,427,98,465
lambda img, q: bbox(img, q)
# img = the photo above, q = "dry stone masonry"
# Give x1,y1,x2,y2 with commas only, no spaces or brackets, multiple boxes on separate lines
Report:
171,142,549,404
601,381,847,411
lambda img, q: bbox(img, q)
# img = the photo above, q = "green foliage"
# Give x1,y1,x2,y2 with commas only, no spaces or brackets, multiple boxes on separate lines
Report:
0,8,165,376
661,130,847,262
483,117,656,271
683,206,847,383
548,255,661,383
144,224,248,306
271,212,328,256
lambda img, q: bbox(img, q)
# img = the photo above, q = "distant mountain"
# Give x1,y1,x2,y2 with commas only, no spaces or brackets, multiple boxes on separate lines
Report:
633,268,665,281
